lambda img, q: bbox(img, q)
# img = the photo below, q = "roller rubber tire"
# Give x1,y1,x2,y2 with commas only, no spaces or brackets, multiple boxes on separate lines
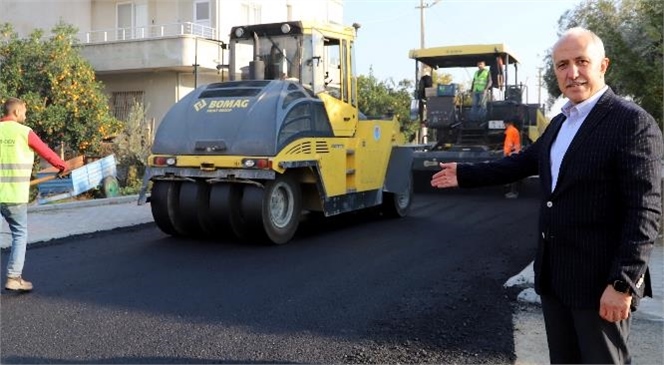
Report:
173,181,207,237
235,184,264,241
202,183,234,238
260,174,301,244
382,172,413,218
150,181,180,236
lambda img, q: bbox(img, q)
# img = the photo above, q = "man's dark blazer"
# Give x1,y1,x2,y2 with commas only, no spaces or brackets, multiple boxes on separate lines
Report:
457,88,663,309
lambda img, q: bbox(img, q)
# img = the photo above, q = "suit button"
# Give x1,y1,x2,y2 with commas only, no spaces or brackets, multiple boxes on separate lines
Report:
546,201,553,208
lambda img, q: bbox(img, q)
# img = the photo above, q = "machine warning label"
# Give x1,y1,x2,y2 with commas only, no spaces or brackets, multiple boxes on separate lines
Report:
488,120,505,129
194,98,251,113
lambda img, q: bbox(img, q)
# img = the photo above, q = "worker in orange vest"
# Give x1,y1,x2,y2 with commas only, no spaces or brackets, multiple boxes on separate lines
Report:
503,119,521,198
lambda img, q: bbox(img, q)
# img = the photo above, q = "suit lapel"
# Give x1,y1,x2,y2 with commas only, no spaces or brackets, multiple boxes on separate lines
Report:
552,89,616,196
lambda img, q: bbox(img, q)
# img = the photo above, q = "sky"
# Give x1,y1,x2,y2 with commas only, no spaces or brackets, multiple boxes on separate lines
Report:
343,0,584,115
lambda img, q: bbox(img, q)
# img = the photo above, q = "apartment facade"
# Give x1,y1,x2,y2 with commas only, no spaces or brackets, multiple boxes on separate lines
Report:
3,0,344,128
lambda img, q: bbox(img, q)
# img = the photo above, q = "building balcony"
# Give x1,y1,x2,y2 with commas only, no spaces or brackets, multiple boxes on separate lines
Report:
78,22,225,75
81,22,215,43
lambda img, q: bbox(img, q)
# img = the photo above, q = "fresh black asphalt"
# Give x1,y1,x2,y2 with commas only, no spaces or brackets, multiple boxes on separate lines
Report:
1,179,540,364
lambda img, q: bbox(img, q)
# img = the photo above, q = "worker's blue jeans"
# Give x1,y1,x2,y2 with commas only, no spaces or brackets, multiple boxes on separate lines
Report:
472,91,487,112
1,203,28,277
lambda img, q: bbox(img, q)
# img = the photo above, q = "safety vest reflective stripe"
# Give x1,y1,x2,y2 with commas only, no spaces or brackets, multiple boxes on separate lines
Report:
0,163,33,169
0,122,34,203
473,69,489,92
0,176,32,182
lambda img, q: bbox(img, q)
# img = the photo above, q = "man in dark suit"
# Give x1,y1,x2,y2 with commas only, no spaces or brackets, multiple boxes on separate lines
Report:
430,27,663,364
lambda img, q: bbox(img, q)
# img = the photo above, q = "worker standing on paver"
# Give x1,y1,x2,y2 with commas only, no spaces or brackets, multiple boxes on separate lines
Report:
470,60,492,117
0,97,67,292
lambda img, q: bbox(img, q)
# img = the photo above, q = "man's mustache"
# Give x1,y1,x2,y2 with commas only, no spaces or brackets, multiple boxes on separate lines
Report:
566,80,587,87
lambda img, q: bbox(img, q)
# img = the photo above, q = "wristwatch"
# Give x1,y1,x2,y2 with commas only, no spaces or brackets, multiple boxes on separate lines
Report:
612,280,631,294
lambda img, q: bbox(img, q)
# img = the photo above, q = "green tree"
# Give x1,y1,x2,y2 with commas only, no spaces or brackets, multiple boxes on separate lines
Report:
431,70,453,87
357,69,417,140
0,22,122,156
543,0,663,127
113,101,153,194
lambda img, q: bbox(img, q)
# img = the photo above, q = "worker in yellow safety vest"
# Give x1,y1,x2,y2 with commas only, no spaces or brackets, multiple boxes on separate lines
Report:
0,97,67,292
470,60,492,116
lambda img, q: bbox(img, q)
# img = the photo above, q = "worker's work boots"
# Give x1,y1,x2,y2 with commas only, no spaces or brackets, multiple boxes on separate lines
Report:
5,276,33,291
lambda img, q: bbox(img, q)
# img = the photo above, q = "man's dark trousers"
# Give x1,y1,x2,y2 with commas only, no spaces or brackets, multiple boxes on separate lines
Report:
541,294,631,364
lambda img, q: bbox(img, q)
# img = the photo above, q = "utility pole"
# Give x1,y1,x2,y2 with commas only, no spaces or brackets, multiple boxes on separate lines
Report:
415,0,441,144
418,0,442,49
193,37,199,89
537,67,543,108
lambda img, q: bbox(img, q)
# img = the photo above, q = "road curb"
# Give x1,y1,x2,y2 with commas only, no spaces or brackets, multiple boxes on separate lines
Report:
27,195,140,213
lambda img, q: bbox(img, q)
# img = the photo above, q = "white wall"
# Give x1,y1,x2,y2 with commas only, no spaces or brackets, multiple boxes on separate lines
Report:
217,0,343,39
98,70,221,129
286,0,343,24
98,72,177,129
2,0,92,36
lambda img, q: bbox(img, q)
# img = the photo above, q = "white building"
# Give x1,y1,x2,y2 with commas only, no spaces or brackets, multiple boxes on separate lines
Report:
2,0,344,128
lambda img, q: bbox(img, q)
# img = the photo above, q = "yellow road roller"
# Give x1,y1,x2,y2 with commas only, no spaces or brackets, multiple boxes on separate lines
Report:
138,21,413,244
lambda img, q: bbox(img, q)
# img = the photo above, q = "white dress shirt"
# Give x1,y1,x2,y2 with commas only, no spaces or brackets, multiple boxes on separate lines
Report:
550,86,609,192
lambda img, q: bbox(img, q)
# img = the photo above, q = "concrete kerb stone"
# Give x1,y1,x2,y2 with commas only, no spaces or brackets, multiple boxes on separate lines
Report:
2,195,153,248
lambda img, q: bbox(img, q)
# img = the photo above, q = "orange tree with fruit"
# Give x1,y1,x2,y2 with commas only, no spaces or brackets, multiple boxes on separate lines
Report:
0,22,121,157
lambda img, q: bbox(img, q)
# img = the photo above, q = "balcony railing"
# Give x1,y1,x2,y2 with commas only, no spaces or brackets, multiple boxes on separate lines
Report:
80,22,216,44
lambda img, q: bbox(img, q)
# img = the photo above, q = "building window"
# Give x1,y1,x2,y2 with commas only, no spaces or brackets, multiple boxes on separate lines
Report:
117,2,133,40
279,102,311,147
116,2,148,40
111,91,144,122
241,2,262,25
195,1,210,25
